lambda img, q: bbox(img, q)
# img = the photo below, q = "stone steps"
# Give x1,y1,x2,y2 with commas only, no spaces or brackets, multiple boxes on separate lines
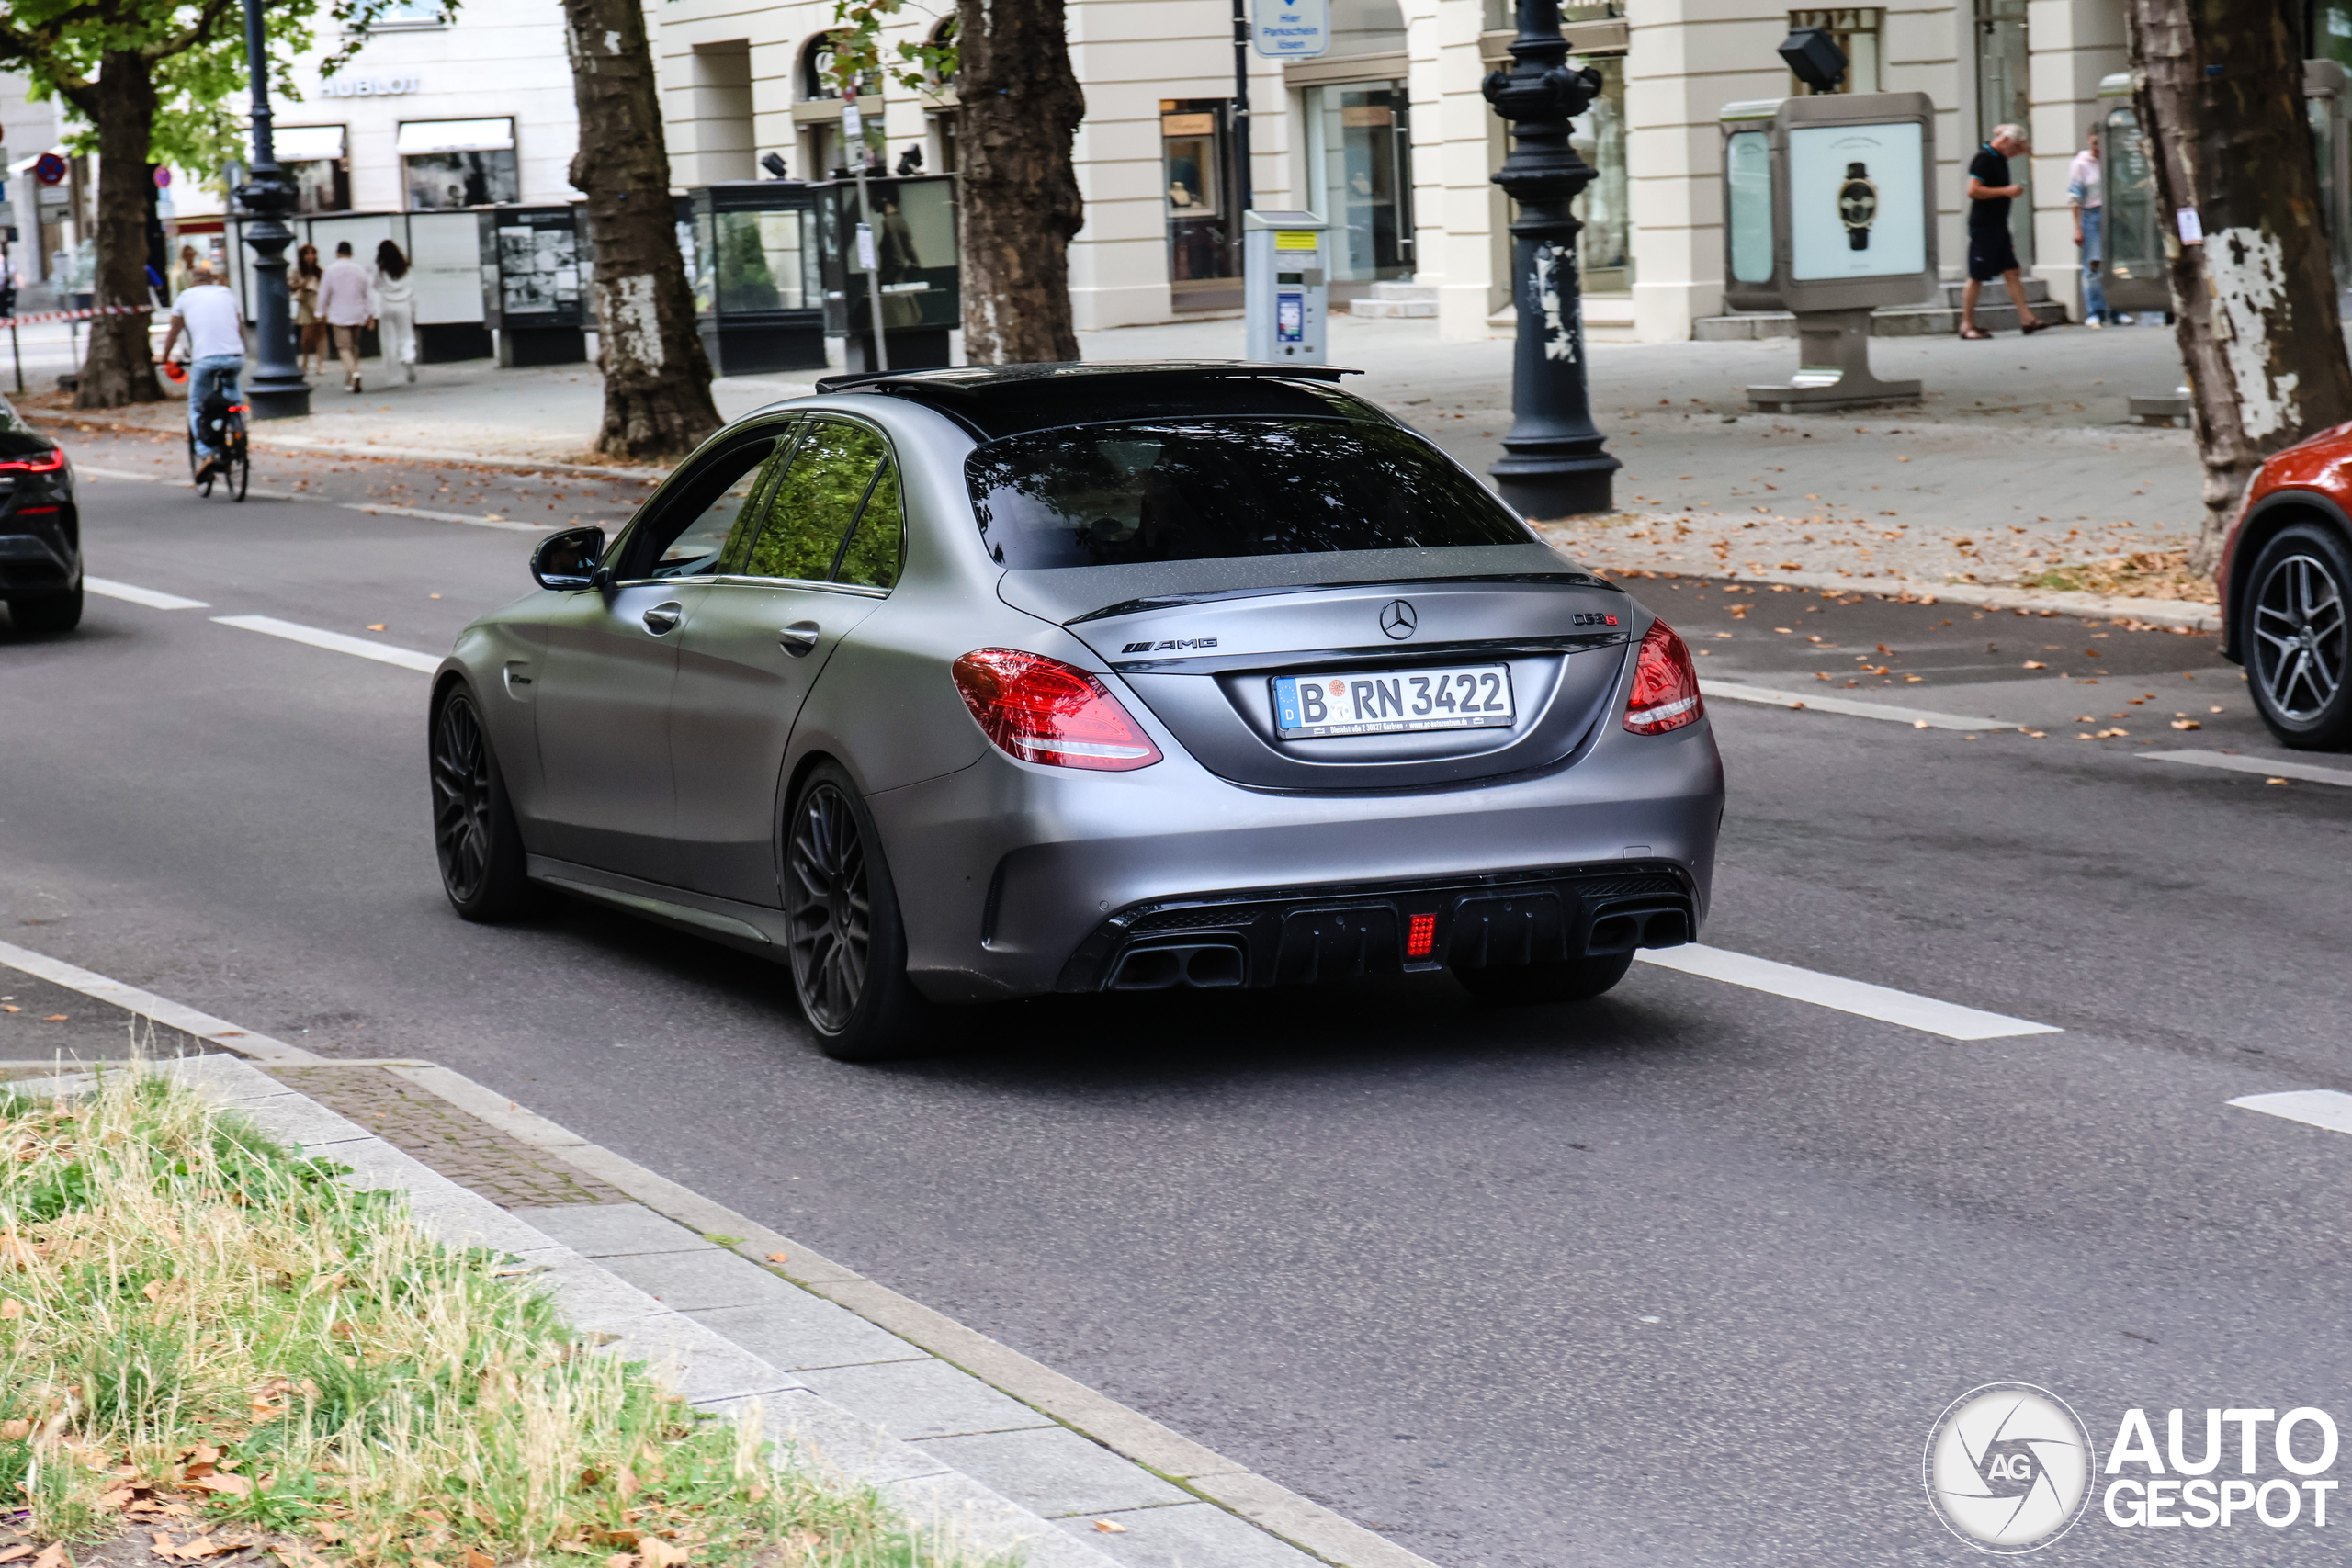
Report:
1697,289,2070,341
1346,280,1437,319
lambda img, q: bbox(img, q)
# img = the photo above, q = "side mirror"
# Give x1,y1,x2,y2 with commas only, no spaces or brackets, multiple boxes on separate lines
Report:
532,525,606,590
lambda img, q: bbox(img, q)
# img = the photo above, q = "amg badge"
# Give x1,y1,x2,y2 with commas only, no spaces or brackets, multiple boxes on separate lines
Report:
1121,637,1220,654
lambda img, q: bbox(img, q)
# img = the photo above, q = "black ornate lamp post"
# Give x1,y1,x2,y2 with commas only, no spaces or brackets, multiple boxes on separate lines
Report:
231,0,309,420
1483,0,1617,517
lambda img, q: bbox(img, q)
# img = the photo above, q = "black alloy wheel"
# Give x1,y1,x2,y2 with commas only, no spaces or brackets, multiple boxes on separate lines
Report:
782,763,937,1061
430,688,537,919
2247,522,2352,750
786,781,872,1035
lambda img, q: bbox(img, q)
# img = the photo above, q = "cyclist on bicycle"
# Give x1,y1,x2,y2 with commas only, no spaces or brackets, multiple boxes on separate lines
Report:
158,262,246,482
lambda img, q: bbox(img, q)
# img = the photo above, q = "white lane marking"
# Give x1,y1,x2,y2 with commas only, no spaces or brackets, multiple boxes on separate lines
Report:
339,502,554,534
0,936,318,1064
2142,750,2352,787
1634,942,2061,1040
209,614,442,673
2230,1089,2352,1136
1701,679,2017,732
74,464,161,482
85,577,210,610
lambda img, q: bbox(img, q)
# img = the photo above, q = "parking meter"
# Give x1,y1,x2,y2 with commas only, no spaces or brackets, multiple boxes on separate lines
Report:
1242,209,1328,364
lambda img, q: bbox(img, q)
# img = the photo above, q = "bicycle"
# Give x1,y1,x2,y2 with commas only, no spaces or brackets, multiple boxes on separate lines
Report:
181,363,251,502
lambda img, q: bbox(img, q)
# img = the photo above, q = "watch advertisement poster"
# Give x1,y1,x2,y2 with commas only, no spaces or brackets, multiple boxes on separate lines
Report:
1788,121,1925,281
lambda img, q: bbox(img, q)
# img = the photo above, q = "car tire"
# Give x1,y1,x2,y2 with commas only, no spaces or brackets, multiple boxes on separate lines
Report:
1453,951,1635,1005
430,685,541,920
783,762,939,1062
9,587,82,635
2245,521,2352,750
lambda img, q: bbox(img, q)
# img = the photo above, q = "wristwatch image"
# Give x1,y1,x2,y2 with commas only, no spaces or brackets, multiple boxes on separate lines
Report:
1839,161,1879,251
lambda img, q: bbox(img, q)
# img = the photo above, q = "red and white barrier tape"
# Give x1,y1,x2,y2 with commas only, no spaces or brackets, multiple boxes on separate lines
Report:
0,304,156,329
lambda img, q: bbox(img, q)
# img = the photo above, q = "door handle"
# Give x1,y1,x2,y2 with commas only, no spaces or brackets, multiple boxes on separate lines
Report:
642,602,684,636
779,621,820,657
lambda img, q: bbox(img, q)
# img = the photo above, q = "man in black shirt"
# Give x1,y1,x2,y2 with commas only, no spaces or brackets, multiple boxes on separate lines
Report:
1960,124,2049,339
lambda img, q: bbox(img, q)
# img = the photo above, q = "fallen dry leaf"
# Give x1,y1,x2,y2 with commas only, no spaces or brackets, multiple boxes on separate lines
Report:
1,1301,22,1323
2171,718,2200,730
0,1544,32,1563
98,1487,133,1507
636,1540,687,1568
1091,1520,1130,1534
40,1015,65,1023
765,1252,788,1264
2021,660,2046,670
0,1005,17,1013
465,1551,494,1568
604,1555,635,1568
366,625,386,632
1912,720,1929,729
29,1543,63,1568
2267,777,2290,786
185,1473,253,1496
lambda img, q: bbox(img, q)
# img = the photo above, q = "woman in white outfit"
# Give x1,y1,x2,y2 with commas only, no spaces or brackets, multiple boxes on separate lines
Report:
374,239,418,384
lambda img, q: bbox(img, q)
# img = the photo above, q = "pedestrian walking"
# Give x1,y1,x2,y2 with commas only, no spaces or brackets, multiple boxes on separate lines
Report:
294,244,324,375
2069,126,2109,328
1958,124,2051,340
156,262,246,483
316,241,377,393
374,239,418,385
168,243,200,299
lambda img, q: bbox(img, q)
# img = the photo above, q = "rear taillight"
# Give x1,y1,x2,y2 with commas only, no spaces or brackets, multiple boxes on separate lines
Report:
1623,619,1703,735
0,450,64,473
952,649,1164,771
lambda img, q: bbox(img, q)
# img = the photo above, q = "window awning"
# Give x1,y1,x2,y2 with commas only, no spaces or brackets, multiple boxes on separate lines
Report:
396,118,514,154
263,125,347,163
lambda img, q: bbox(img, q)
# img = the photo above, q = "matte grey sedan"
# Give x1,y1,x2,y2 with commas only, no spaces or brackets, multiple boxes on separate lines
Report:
430,363,1724,1059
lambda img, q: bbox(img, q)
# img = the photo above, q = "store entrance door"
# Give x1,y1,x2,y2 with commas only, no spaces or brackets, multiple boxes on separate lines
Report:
1306,84,1414,290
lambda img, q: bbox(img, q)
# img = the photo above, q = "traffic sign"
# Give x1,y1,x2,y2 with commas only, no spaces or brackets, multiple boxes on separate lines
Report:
33,152,66,186
1252,0,1329,58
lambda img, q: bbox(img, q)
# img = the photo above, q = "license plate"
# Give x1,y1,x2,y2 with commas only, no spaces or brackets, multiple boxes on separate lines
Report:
1272,665,1514,739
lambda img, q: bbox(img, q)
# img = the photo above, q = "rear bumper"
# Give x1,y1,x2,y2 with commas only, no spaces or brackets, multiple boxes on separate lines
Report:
866,716,1724,1003
1057,861,1696,993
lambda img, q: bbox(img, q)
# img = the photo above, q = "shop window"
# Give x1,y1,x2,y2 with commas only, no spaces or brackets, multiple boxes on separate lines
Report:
1304,84,1412,283
1789,9,1883,94
699,209,819,314
1162,100,1235,291
266,126,350,214
801,33,879,100
400,118,519,209
1569,53,1631,293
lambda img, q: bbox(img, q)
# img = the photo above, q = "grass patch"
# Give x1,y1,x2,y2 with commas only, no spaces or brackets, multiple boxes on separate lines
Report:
0,1069,997,1568
2018,549,2212,602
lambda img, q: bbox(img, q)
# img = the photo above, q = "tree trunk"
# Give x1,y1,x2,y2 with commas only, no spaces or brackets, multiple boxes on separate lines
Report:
954,0,1084,364
74,51,166,409
2128,0,2352,573
560,0,719,460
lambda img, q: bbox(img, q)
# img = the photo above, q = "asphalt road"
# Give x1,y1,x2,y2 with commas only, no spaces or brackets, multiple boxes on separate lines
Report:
6,447,2352,1568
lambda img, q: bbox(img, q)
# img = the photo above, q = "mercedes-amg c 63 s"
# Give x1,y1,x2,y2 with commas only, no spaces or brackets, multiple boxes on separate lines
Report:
430,364,1724,1059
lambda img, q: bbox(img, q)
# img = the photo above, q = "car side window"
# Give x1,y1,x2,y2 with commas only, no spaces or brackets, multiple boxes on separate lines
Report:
633,435,783,581
739,421,888,583
831,457,903,589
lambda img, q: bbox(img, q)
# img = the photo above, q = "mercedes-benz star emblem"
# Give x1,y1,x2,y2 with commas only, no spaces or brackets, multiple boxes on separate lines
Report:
1379,599,1418,640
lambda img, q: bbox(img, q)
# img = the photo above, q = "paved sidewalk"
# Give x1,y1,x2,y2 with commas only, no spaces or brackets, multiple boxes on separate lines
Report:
0,939,1435,1568
28,311,2211,603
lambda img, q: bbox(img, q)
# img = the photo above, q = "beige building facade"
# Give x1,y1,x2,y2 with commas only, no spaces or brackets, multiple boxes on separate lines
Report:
647,0,2131,345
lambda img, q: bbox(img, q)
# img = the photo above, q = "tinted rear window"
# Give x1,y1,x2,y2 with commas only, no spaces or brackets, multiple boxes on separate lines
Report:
967,419,1532,570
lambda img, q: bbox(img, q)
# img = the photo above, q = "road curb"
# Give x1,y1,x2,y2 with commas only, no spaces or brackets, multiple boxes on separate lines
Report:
34,406,671,482
0,944,1442,1568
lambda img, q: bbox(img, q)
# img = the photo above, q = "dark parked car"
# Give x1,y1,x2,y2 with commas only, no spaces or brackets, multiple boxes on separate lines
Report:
2222,425,2352,748
0,395,79,635
430,364,1724,1059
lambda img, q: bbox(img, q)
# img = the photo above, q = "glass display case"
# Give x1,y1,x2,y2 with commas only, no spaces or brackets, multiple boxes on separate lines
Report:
815,173,959,371
477,205,587,367
686,182,826,375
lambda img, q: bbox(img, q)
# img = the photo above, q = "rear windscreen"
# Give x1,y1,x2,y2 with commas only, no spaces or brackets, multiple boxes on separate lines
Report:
967,419,1533,570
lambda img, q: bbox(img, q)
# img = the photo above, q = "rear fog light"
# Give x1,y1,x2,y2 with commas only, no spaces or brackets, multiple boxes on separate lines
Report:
1407,912,1437,957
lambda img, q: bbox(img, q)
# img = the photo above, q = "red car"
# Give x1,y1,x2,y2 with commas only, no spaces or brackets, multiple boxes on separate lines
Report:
2222,430,2352,749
